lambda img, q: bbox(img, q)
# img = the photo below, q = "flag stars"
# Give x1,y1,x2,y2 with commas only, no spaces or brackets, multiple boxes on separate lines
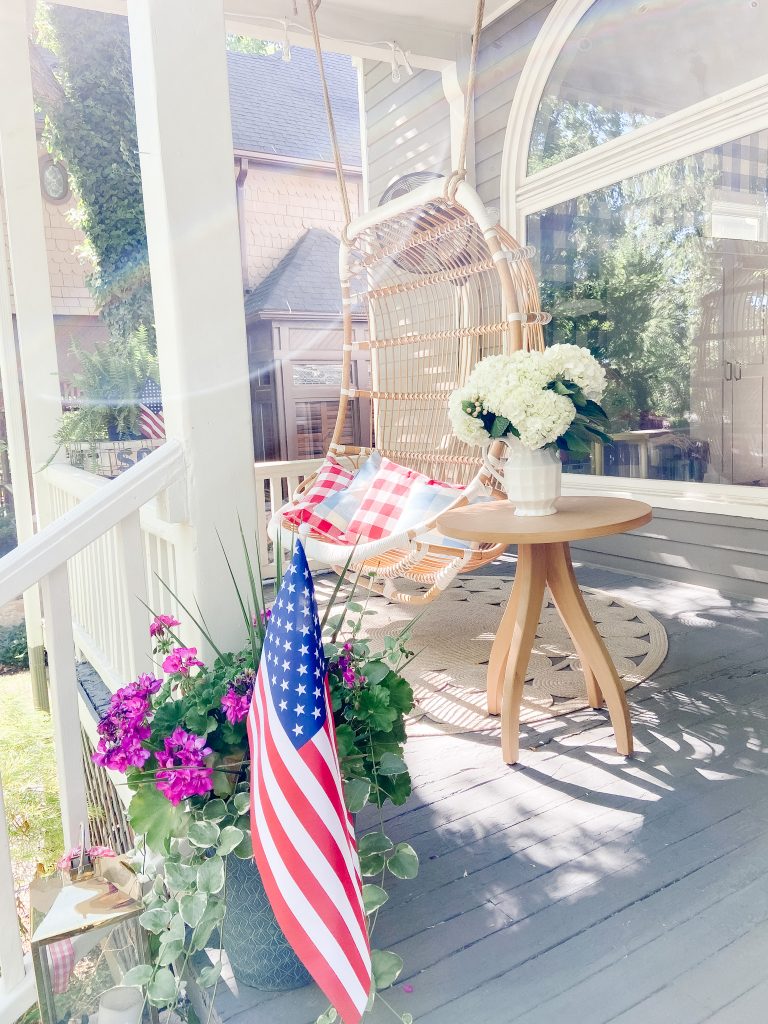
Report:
314,687,322,698
312,707,322,719
279,699,288,711
300,644,309,656
280,680,289,691
282,659,290,672
283,639,292,652
297,683,307,695
294,704,305,716
298,664,308,677
288,582,296,594
293,723,303,736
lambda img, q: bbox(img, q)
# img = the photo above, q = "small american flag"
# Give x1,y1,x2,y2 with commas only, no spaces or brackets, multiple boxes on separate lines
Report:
138,377,165,439
247,542,371,1023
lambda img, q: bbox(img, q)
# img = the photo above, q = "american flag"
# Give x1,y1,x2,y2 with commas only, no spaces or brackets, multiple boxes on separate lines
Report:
138,377,165,440
247,542,371,1023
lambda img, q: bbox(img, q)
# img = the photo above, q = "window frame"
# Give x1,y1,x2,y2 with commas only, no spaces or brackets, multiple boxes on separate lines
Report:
500,0,768,518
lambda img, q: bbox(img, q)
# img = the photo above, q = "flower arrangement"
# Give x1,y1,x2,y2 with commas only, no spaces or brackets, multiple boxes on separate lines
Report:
449,343,612,456
91,549,418,1022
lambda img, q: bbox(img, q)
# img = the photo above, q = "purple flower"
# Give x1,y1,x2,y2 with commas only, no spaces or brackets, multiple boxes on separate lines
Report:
252,608,272,627
91,674,162,773
221,669,256,725
150,614,181,638
155,727,214,805
162,647,204,676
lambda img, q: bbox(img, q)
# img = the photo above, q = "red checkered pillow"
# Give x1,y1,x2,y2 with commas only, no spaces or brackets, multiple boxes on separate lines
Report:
345,458,430,542
282,456,354,538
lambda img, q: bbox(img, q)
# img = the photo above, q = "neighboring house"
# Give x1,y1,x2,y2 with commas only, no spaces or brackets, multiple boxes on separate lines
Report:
0,44,362,456
244,228,369,462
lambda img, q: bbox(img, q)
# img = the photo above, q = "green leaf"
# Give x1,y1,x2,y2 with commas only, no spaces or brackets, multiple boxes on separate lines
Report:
164,861,197,892
163,913,186,943
197,961,222,988
489,415,511,438
197,854,225,894
362,884,388,914
157,940,184,967
180,892,207,928
371,949,403,990
387,843,419,879
121,965,153,987
147,967,177,1006
191,900,226,950
358,832,394,856
188,820,221,848
233,792,250,814
361,660,389,685
139,908,171,934
344,777,371,813
203,799,229,823
128,785,190,852
217,825,244,856
334,723,356,759
384,673,414,715
360,852,386,876
232,831,253,859
377,752,408,776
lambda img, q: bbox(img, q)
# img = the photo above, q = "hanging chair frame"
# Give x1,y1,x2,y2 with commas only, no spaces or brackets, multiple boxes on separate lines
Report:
268,0,550,604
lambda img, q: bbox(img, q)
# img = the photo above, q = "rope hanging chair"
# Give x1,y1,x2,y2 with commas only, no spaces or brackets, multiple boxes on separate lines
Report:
269,0,551,604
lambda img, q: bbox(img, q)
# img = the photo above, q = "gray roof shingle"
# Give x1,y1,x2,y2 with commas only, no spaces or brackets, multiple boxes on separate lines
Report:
244,228,351,318
227,46,361,167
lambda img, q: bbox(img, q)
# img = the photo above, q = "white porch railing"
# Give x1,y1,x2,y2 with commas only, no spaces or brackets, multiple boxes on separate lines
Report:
0,441,186,1024
254,457,323,577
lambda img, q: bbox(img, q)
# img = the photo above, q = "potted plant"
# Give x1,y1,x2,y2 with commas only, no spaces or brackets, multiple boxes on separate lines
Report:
449,343,612,516
91,547,418,1023
55,327,161,476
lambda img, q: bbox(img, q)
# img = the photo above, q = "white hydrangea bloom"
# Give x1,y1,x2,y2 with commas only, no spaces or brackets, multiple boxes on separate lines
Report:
448,386,491,447
541,343,606,401
514,389,575,449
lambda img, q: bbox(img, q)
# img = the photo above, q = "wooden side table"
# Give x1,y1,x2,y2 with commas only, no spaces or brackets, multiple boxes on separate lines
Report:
437,496,653,764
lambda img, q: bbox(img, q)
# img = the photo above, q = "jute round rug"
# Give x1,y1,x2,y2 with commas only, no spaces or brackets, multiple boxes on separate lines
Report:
317,575,668,737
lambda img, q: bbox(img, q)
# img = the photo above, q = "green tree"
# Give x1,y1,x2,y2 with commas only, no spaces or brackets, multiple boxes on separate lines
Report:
37,5,154,343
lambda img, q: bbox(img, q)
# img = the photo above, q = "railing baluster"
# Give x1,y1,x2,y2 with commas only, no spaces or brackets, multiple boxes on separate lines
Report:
116,511,151,680
40,564,89,850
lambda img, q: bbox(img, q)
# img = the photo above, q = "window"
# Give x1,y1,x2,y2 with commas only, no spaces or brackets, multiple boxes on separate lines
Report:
528,0,768,173
527,130,768,487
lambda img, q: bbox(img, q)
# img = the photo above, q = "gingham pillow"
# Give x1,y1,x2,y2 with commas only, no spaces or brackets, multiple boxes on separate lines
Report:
282,456,354,538
308,452,382,536
345,458,432,542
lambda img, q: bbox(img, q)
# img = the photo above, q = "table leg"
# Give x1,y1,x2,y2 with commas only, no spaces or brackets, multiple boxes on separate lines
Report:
500,544,547,765
545,542,633,757
486,561,522,715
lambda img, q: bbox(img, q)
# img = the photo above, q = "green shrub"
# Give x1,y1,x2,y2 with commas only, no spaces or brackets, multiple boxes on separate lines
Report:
0,511,17,558
0,623,29,671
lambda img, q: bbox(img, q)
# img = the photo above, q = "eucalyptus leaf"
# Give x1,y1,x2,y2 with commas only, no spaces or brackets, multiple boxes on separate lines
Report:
180,892,207,928
358,832,394,856
203,799,228,823
121,965,153,987
197,854,225,894
233,792,250,814
362,883,388,914
344,777,371,813
217,825,245,856
139,908,171,934
387,842,419,880
157,940,184,967
197,962,222,988
371,949,403,990
188,820,221,848
147,967,177,1006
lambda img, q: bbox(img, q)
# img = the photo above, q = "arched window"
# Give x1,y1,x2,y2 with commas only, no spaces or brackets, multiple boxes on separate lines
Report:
505,0,768,508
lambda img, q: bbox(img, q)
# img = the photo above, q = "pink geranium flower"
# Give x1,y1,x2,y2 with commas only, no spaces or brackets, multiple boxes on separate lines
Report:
162,647,204,676
155,727,213,804
150,614,181,638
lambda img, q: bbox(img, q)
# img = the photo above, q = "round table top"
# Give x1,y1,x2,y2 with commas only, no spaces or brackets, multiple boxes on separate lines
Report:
437,495,652,545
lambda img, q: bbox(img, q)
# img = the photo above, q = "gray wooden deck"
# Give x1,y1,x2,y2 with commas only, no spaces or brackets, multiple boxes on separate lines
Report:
210,561,768,1024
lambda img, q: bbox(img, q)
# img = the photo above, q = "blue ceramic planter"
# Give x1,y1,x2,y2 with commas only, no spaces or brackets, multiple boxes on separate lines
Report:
223,855,310,991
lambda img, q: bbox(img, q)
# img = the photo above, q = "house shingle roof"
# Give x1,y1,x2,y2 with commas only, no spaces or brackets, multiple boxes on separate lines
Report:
244,228,354,318
227,47,361,167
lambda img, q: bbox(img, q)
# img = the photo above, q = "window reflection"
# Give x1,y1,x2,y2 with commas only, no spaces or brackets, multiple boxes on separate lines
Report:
528,131,768,486
529,0,768,173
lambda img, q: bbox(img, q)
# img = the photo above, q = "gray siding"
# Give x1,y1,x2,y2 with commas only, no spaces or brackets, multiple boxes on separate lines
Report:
474,0,555,208
362,59,451,208
573,507,768,600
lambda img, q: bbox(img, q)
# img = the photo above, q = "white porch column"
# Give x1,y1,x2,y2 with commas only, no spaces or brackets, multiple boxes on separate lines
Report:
127,0,258,655
0,0,67,712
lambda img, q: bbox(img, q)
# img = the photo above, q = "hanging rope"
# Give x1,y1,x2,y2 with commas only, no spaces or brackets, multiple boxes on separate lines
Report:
307,0,486,224
307,0,353,228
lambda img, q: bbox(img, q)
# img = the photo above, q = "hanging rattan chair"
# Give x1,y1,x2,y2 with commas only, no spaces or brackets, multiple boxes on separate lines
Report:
269,0,550,604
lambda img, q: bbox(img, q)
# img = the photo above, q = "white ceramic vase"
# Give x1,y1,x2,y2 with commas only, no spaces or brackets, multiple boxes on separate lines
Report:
98,986,144,1024
482,437,562,516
